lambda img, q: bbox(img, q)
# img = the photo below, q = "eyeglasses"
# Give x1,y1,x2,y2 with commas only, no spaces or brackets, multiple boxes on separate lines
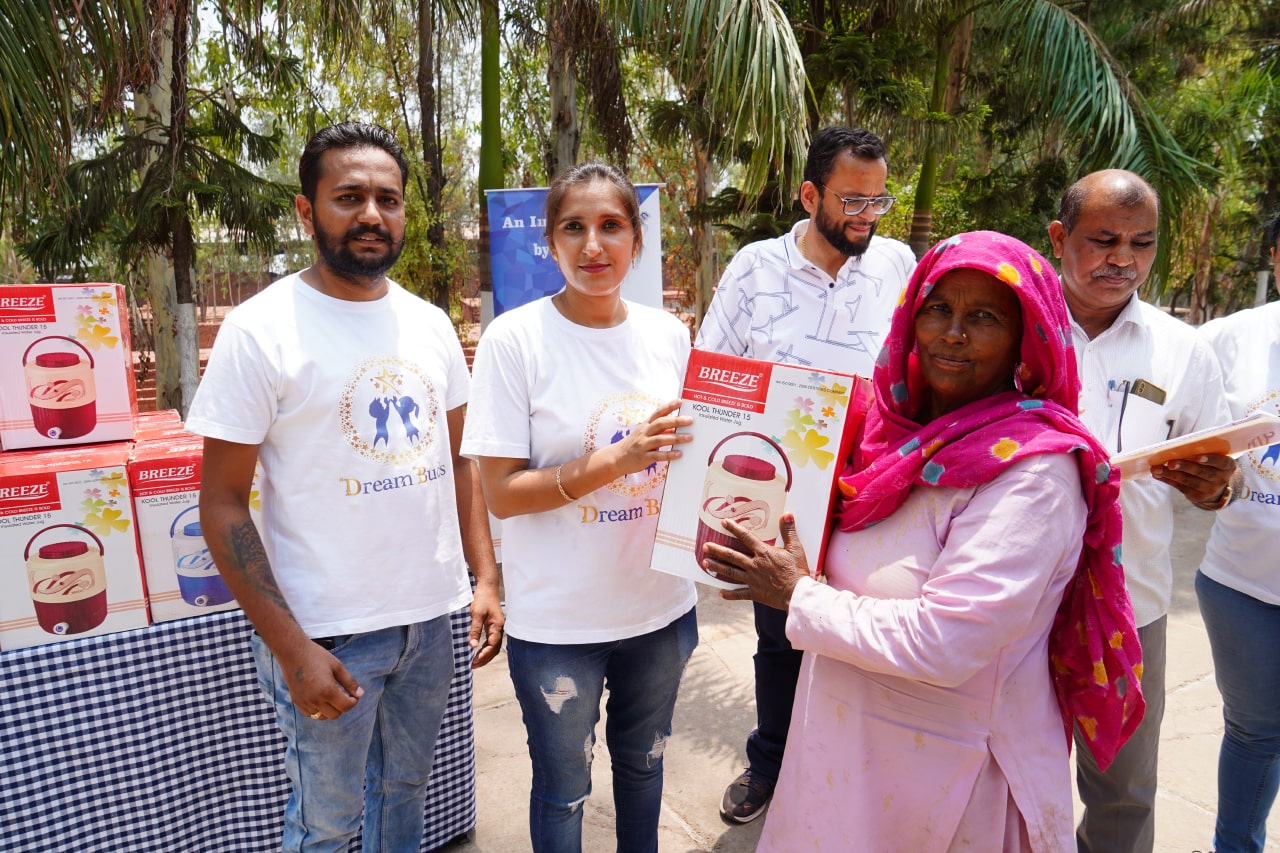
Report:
815,183,896,217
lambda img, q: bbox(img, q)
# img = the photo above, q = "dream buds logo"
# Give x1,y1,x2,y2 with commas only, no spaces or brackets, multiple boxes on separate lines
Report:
0,475,60,516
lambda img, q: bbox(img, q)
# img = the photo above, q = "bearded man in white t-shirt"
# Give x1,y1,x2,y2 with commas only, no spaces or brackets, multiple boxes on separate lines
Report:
189,122,503,853
1047,169,1241,853
697,126,915,824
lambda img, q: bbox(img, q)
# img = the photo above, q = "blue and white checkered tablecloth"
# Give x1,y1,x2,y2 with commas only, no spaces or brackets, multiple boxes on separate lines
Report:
0,609,477,853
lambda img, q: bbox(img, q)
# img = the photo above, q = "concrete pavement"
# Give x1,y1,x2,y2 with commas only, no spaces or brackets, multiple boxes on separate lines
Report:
466,497,1280,851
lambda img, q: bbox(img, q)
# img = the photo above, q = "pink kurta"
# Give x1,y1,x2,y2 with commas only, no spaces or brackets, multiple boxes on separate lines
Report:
759,453,1085,853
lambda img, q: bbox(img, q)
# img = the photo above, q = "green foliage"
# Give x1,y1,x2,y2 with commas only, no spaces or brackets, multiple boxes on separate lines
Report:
388,161,474,323
21,99,294,282
0,0,150,205
6,0,1280,332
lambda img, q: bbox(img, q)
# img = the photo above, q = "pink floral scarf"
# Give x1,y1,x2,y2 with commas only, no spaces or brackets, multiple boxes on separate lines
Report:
835,230,1143,770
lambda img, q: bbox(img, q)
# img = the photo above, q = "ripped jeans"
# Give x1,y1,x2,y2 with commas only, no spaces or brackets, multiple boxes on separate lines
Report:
506,607,698,853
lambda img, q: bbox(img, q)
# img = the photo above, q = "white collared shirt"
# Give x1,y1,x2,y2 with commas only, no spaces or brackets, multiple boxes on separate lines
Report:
1071,294,1230,626
696,220,914,374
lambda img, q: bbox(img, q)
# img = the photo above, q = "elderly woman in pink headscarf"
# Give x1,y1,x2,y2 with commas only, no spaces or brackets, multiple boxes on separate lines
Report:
703,231,1144,852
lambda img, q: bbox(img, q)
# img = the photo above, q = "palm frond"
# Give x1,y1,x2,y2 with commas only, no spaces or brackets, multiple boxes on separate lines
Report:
993,0,1203,281
609,0,809,196
0,0,149,202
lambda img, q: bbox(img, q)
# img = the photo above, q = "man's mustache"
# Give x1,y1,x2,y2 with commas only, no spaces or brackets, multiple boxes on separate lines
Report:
1093,265,1137,280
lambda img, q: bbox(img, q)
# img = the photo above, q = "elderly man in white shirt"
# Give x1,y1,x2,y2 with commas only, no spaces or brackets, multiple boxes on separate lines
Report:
1047,169,1242,853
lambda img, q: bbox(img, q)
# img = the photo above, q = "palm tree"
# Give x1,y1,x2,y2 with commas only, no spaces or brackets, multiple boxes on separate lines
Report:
877,0,1200,258
602,0,810,322
546,0,632,179
4,0,357,413
478,0,504,323
14,0,308,414
0,0,149,208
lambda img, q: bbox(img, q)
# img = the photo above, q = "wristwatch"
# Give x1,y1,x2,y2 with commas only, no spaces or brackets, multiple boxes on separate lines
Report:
1199,482,1234,511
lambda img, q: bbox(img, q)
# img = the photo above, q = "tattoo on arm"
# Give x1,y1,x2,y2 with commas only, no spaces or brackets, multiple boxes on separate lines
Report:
224,519,292,614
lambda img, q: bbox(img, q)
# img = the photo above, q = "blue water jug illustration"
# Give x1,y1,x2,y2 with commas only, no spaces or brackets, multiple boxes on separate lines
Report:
171,505,233,607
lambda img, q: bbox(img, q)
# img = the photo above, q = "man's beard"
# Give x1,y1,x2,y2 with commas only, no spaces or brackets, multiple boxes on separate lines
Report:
813,201,876,258
314,219,405,280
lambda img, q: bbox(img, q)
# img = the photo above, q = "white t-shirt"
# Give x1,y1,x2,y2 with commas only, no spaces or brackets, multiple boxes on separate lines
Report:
461,297,697,644
1200,301,1280,605
695,220,914,373
186,273,473,637
1071,295,1230,626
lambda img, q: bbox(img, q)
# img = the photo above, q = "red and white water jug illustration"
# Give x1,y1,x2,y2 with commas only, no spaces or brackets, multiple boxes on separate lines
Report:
22,336,97,439
25,524,108,635
171,505,233,607
695,432,793,578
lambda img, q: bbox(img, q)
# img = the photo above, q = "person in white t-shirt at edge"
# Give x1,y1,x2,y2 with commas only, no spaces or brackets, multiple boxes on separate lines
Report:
461,162,698,853
189,122,504,853
1194,211,1280,853
1045,168,1242,853
695,125,915,824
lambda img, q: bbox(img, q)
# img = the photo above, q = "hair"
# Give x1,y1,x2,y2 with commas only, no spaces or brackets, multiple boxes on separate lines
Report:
802,126,888,188
1056,170,1160,233
542,162,643,254
1267,211,1280,250
298,122,410,202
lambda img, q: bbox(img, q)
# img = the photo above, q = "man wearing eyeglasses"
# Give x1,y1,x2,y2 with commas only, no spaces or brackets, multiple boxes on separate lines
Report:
697,125,915,825
1047,169,1241,853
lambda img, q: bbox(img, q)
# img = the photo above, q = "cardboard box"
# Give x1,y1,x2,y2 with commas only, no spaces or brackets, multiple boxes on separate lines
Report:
133,410,195,444
134,409,185,441
137,409,182,425
0,283,137,449
129,438,241,622
0,443,149,650
651,351,872,589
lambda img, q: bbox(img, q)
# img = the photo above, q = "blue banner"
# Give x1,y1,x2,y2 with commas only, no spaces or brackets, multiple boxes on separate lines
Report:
484,184,663,320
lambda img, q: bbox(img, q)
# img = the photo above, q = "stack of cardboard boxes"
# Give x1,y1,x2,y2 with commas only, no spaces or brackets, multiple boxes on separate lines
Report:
0,283,240,651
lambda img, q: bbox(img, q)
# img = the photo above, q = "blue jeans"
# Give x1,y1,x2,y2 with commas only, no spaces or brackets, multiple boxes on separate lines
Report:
251,617,455,853
506,607,698,853
1197,571,1280,853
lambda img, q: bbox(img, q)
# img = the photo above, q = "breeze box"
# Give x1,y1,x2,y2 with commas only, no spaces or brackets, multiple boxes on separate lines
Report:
0,443,149,650
129,437,240,623
651,350,872,590
0,284,137,450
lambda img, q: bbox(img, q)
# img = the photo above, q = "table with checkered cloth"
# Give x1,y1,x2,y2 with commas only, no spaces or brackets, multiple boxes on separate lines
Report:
0,608,477,852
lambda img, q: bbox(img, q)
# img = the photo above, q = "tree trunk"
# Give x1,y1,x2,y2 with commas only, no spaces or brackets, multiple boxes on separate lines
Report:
477,0,503,327
136,7,181,413
1190,194,1221,325
693,144,716,326
144,254,181,410
168,0,198,416
908,26,955,259
940,13,972,185
546,1,579,180
418,0,450,312
803,0,827,133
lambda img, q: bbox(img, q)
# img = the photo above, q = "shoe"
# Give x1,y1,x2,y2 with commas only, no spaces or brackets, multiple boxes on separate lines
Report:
720,769,774,824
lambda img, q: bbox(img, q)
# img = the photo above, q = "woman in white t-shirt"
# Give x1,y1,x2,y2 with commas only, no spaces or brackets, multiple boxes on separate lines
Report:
1196,212,1280,853
461,162,698,852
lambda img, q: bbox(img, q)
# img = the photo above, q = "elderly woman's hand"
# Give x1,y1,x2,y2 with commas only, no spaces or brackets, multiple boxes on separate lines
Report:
703,513,811,610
